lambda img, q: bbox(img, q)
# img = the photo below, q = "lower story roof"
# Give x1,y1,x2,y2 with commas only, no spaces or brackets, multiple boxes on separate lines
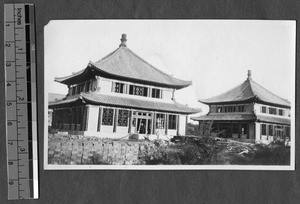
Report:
191,114,256,121
191,113,291,125
256,115,290,125
49,92,200,115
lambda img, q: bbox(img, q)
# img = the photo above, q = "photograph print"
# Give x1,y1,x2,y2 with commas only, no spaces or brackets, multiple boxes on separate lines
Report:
44,20,295,170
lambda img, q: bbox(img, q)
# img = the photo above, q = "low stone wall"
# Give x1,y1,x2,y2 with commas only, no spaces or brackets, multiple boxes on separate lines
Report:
48,135,152,165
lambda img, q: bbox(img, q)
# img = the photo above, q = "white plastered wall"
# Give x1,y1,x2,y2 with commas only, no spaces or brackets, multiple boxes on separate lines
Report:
178,115,187,135
86,105,99,133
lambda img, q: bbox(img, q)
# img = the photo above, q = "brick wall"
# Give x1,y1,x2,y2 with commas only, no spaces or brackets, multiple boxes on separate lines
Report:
48,138,152,165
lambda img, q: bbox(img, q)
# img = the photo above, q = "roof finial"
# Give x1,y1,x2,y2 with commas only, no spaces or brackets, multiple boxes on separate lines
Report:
247,70,252,79
119,34,127,47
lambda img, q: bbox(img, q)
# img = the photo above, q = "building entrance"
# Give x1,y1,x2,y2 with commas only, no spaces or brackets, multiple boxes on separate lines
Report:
133,111,152,134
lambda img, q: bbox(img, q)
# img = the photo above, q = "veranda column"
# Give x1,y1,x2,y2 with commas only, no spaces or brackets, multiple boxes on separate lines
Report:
153,112,156,134
165,113,169,135
151,111,155,134
97,107,102,132
176,114,179,135
113,108,119,133
128,109,133,133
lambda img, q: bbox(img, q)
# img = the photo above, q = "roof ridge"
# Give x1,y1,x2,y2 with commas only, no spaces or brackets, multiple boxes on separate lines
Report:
124,47,192,83
247,78,256,98
250,78,290,103
95,47,120,63
200,80,251,102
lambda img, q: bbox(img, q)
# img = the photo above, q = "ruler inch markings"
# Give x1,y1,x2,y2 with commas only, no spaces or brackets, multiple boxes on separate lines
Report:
5,3,38,200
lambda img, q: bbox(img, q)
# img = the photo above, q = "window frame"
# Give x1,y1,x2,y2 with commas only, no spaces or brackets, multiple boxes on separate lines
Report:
151,88,161,99
168,114,177,130
117,109,129,127
114,82,125,94
129,85,148,97
102,108,114,126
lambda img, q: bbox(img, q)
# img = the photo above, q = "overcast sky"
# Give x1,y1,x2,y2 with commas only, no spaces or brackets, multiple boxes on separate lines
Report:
45,20,295,114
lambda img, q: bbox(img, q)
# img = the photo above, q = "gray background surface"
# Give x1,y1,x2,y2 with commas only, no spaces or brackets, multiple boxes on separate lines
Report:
0,0,299,203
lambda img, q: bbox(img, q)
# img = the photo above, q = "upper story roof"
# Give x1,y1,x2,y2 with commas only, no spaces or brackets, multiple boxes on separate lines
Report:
55,34,192,89
199,70,291,108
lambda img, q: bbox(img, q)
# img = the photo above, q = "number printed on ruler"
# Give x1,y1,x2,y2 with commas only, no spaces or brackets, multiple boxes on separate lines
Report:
5,3,38,200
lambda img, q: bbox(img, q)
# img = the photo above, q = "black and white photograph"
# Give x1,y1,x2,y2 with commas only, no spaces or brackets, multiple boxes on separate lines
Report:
44,20,295,170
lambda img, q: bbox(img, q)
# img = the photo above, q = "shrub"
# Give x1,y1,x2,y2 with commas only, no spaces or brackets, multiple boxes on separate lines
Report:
230,140,290,165
249,141,290,165
138,137,222,165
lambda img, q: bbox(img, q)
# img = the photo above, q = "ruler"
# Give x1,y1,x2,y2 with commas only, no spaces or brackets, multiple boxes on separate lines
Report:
4,3,39,200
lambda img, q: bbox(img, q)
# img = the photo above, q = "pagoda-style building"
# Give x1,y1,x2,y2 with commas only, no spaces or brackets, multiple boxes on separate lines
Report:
192,70,291,143
49,34,200,138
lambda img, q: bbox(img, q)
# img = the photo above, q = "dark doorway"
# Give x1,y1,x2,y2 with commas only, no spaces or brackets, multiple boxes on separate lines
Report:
137,118,147,134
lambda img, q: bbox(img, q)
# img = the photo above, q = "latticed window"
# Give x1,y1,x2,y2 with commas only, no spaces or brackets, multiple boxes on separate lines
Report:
114,82,125,93
129,85,148,97
156,114,165,129
168,115,177,129
269,107,276,115
117,109,129,126
102,108,114,126
261,106,267,113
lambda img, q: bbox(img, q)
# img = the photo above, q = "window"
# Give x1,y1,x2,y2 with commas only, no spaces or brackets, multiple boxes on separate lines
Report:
217,107,221,113
232,123,239,134
285,126,290,137
261,124,266,135
168,115,177,129
114,82,125,93
117,109,129,126
129,85,148,97
241,124,247,134
152,88,161,98
85,81,91,92
71,86,76,95
232,106,236,112
269,107,276,115
276,125,284,136
238,106,244,112
261,106,267,113
156,114,165,129
279,109,284,116
76,84,84,94
102,108,114,126
268,125,274,136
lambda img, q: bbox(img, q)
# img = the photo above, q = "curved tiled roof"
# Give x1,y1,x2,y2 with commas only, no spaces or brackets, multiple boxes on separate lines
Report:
49,92,200,115
55,47,191,89
191,113,290,125
191,113,256,121
199,76,291,108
